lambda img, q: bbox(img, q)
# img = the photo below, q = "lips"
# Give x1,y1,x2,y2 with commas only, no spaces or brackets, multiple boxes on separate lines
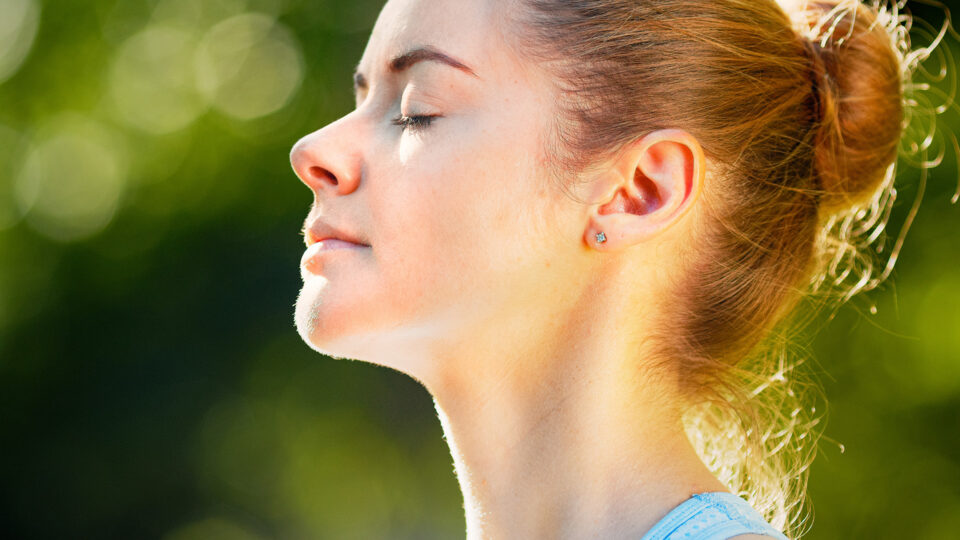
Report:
304,219,368,247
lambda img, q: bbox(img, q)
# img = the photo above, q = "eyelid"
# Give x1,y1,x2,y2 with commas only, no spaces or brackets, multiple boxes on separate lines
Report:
391,113,441,133
400,80,444,110
397,84,443,123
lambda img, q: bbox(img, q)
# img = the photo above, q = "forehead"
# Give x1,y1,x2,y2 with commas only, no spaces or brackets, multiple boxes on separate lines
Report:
358,0,520,81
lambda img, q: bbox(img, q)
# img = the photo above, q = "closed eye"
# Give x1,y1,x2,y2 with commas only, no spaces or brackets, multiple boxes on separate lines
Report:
391,114,440,133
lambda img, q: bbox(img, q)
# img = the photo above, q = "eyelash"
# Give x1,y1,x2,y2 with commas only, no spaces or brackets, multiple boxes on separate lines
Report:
391,114,439,133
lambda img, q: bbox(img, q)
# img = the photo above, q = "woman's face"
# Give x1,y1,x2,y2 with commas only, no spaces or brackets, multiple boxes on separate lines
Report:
291,0,590,367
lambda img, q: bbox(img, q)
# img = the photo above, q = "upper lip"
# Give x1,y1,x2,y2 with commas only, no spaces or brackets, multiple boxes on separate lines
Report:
304,219,368,246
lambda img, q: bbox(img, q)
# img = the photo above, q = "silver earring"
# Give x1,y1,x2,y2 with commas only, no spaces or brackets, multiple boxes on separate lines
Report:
595,231,607,244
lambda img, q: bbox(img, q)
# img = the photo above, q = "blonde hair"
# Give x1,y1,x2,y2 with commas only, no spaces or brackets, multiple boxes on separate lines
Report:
506,0,956,537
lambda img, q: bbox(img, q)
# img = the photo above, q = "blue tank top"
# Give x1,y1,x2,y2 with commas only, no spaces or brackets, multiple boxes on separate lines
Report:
639,492,790,540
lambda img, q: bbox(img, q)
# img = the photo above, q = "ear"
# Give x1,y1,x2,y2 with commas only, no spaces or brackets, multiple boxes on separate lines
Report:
584,129,704,251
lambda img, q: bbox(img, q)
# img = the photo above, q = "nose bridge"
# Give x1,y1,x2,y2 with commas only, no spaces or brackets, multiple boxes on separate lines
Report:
290,112,363,195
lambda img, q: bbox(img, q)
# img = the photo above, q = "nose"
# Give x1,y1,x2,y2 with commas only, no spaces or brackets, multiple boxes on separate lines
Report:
290,115,363,197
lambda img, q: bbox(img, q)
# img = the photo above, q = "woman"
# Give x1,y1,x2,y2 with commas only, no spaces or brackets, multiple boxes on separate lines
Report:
289,0,947,538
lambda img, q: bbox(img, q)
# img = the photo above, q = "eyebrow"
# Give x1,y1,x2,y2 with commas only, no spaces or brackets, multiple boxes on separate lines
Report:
353,46,479,94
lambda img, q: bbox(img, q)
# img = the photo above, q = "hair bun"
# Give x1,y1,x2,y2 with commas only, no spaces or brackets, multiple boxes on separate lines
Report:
789,1,905,212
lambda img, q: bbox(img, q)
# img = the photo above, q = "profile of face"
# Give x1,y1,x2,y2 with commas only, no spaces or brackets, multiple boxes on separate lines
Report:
289,0,707,380
290,0,598,375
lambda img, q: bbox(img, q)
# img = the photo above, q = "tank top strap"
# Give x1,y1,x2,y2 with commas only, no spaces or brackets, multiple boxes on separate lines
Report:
639,491,790,540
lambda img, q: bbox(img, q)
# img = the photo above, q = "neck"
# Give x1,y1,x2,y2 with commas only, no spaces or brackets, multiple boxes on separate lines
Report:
420,291,729,539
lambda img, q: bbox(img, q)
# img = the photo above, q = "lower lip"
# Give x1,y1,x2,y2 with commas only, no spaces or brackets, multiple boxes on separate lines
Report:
300,239,367,274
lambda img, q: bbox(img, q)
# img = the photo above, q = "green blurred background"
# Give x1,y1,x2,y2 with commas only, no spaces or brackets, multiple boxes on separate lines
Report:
0,0,957,538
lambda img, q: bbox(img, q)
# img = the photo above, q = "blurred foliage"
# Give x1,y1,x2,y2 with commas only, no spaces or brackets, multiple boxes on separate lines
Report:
0,0,957,539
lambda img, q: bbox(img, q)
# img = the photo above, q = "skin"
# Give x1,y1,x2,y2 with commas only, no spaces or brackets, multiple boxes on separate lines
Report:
290,0,774,538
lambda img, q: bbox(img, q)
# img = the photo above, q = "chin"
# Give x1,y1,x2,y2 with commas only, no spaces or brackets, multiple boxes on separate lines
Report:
293,277,434,379
293,275,388,363
295,276,353,358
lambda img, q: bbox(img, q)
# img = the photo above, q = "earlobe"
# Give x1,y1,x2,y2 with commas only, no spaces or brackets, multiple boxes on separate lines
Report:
585,129,704,252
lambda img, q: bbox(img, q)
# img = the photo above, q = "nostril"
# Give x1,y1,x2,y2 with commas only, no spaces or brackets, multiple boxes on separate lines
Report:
309,166,337,186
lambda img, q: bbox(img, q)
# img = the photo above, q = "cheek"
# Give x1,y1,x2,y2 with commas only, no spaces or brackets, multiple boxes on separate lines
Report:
372,127,554,311
369,160,486,306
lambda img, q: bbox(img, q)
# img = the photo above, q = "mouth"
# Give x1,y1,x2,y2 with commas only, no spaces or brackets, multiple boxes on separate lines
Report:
303,219,370,248
305,229,368,247
300,226,369,277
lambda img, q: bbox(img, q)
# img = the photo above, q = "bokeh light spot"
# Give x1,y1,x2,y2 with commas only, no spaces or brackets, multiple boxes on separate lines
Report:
110,25,207,134
151,0,248,32
15,116,127,242
0,0,40,84
0,124,26,230
195,13,304,120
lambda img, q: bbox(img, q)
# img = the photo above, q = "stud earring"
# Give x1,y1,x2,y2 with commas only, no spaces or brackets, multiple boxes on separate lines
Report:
595,231,607,244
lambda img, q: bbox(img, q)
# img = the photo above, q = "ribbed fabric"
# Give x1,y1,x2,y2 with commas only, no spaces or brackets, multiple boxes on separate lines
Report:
639,492,790,540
